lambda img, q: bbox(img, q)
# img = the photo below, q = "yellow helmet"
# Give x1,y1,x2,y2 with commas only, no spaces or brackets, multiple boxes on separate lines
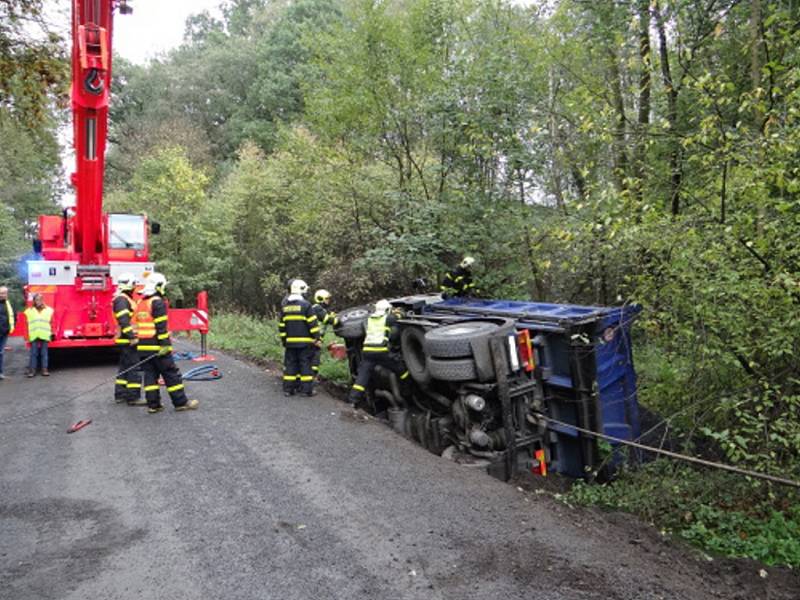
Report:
314,289,331,304
460,256,475,269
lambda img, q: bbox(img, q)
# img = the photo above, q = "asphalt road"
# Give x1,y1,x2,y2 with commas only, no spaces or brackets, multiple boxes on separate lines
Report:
1,338,797,600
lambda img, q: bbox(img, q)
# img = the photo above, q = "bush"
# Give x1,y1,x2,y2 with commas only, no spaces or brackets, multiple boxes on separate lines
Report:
566,460,800,567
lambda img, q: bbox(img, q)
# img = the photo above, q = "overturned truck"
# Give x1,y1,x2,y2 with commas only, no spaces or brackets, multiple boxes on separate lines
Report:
335,295,641,480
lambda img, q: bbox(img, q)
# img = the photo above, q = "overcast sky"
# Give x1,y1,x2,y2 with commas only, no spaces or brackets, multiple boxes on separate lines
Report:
43,0,223,64
114,0,222,63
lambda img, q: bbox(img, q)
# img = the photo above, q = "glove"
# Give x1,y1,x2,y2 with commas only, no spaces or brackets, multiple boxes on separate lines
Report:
314,339,323,348
158,346,171,357
130,337,139,346
51,334,56,341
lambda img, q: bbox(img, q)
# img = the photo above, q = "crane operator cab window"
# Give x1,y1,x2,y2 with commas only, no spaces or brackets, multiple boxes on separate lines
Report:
108,214,146,250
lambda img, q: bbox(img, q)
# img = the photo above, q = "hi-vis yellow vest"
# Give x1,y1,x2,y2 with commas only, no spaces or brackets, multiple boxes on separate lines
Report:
363,314,390,352
3,300,13,333
24,306,53,341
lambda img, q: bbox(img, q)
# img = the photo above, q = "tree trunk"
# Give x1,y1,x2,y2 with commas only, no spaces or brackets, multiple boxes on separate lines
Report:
654,1,682,216
633,0,652,205
607,47,628,192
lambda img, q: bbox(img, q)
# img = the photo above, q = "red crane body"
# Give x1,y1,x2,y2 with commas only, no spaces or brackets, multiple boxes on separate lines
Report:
16,1,209,347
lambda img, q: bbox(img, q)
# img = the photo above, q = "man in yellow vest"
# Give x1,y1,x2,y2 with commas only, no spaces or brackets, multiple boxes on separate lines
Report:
133,272,199,414
0,285,14,380
24,293,54,377
347,299,410,405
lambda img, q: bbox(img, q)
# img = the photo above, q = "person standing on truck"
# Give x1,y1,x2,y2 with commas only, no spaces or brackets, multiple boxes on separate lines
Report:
133,273,199,414
24,293,53,377
112,273,145,406
279,279,320,397
310,289,338,382
0,286,14,380
440,256,476,298
347,299,410,405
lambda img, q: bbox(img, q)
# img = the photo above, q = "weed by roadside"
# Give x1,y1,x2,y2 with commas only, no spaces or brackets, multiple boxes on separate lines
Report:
566,459,800,567
206,311,351,385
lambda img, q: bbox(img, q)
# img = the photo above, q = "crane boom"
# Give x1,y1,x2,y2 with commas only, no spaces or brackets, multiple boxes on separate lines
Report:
71,0,117,264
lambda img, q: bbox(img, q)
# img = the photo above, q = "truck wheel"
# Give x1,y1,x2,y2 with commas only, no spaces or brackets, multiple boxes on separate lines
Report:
334,306,369,340
400,326,431,385
428,357,478,381
424,320,513,358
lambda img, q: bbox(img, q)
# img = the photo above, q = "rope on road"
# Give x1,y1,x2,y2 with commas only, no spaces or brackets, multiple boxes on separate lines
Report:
533,412,800,489
0,354,158,425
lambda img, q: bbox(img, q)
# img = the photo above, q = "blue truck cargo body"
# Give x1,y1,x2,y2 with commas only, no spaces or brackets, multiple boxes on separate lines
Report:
336,294,642,479
420,298,641,477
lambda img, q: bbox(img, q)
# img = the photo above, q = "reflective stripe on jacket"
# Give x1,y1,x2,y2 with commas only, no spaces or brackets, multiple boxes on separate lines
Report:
113,293,135,344
279,298,319,347
24,306,53,341
133,297,157,339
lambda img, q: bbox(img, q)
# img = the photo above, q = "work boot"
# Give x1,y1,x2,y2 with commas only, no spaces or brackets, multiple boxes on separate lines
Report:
42,369,49,377
175,398,199,412
127,398,147,406
147,405,164,414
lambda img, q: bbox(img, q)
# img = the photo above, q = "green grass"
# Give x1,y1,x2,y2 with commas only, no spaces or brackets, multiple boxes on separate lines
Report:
566,460,800,567
205,311,352,385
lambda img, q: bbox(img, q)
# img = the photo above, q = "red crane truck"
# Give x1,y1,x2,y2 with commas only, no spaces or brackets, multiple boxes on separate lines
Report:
15,0,210,348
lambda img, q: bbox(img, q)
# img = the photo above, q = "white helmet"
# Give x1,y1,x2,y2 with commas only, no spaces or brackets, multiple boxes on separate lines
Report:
460,256,475,269
290,279,308,296
116,272,136,292
142,272,167,296
372,299,392,316
314,289,331,304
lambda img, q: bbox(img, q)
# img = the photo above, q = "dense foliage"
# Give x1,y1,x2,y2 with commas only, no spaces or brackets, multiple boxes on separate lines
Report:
4,0,800,564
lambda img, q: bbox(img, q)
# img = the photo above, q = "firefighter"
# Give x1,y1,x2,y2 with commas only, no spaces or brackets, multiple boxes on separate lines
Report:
113,273,145,405
279,279,319,397
310,289,338,381
348,299,410,405
133,273,199,414
440,256,476,298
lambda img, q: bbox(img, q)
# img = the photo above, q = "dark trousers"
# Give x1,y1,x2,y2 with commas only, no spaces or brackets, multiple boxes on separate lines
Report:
310,346,321,376
349,351,409,402
115,345,142,402
0,334,7,374
28,340,48,371
139,351,188,408
283,345,314,395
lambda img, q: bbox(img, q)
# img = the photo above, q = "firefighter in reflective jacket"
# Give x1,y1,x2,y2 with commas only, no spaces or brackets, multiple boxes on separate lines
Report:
348,299,410,405
133,273,199,414
309,289,338,381
440,256,476,298
279,279,319,396
113,273,145,405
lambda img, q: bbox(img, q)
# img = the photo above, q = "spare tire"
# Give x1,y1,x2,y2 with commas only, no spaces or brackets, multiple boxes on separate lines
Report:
335,306,369,340
400,326,431,385
425,320,513,358
428,357,478,382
